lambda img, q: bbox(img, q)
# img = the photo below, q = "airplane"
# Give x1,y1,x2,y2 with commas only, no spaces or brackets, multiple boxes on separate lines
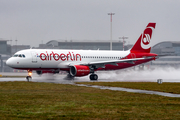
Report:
6,23,157,81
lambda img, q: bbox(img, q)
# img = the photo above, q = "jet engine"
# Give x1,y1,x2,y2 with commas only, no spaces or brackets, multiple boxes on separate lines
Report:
70,65,90,77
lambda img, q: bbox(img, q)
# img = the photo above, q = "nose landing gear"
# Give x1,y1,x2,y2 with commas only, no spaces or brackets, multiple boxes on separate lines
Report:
26,70,32,82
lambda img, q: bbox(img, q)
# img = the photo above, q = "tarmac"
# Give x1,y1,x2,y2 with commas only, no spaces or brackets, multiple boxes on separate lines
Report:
1,72,180,98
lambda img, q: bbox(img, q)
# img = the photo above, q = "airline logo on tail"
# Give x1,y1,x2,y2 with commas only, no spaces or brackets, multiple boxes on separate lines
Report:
141,26,154,50
131,23,156,53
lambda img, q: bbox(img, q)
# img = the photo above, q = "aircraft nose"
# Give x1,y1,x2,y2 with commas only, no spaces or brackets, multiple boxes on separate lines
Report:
6,58,13,67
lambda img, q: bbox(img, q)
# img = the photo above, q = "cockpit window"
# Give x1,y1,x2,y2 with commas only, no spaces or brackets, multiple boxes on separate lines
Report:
13,54,26,58
13,54,18,57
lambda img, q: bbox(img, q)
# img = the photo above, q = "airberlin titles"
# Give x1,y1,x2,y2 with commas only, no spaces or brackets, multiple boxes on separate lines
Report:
39,51,81,61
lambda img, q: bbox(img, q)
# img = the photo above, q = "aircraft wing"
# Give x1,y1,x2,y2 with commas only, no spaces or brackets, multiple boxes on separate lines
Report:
79,57,152,67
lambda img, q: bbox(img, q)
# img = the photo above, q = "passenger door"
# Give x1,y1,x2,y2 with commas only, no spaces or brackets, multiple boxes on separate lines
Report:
31,51,37,63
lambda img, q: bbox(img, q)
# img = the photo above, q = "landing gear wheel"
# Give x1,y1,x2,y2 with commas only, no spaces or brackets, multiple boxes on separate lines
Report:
26,76,32,82
90,74,98,81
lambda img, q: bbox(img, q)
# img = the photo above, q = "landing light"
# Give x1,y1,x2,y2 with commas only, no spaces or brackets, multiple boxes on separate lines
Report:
28,72,32,76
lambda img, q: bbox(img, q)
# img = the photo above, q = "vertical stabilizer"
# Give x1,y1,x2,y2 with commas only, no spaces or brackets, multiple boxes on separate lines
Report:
130,23,156,53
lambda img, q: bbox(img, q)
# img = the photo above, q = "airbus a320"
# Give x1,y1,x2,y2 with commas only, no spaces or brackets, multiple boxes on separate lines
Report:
6,23,157,81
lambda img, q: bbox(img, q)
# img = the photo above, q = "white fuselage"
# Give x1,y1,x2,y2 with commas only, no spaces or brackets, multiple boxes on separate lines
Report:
6,49,130,70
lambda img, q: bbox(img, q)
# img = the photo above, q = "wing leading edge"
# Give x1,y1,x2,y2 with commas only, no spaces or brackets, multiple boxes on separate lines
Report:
68,56,155,68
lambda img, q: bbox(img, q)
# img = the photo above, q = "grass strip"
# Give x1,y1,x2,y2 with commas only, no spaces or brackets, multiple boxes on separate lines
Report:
0,81,180,119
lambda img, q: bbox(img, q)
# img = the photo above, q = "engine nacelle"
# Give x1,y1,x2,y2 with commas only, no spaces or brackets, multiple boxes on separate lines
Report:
70,65,90,77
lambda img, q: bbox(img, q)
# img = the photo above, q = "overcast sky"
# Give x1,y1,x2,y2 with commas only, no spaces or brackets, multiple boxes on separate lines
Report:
0,0,180,47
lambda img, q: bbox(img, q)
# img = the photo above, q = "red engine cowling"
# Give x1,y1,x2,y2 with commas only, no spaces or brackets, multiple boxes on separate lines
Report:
70,65,90,77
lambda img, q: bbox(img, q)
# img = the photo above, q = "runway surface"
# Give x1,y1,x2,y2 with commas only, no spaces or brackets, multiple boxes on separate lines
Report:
1,72,180,83
1,72,180,98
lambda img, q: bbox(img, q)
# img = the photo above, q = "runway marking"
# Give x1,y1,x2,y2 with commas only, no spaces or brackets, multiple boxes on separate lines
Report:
76,84,180,98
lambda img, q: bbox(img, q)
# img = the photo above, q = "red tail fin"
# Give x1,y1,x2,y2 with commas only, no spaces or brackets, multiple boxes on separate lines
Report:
130,23,156,53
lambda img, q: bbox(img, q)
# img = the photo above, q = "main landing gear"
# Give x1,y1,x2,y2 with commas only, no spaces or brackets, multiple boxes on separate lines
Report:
26,70,32,82
89,66,98,81
89,74,98,81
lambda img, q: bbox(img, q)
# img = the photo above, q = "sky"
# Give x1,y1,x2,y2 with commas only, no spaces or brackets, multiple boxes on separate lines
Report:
0,0,180,47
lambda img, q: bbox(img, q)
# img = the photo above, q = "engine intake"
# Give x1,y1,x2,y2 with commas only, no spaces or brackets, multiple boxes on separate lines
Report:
70,65,90,77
